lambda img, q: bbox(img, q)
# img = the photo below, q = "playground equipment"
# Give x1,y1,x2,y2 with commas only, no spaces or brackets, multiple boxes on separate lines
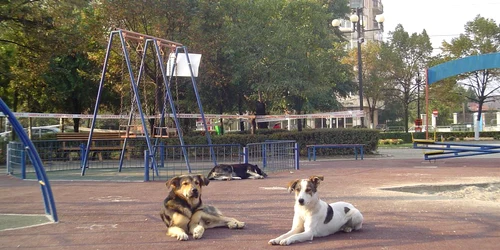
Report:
425,52,500,140
413,139,500,161
0,98,58,222
82,29,214,176
415,52,500,160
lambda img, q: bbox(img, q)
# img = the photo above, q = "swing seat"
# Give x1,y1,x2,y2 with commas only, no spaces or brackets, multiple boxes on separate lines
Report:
119,125,145,138
153,126,177,138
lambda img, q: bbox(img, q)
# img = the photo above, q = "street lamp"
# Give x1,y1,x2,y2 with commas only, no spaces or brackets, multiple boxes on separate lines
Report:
332,8,384,128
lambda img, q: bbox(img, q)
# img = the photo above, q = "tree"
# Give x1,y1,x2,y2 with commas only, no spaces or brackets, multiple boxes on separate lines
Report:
383,25,433,132
0,0,106,115
441,15,500,139
42,53,104,132
220,0,354,131
421,56,467,127
342,41,390,128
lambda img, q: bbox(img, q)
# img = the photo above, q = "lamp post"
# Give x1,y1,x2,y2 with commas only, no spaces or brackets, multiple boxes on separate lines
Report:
332,8,384,128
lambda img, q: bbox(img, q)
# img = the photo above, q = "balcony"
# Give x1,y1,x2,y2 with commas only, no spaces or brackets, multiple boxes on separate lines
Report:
372,0,383,15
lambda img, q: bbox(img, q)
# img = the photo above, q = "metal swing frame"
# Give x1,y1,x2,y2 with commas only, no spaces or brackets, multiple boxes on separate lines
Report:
82,28,215,176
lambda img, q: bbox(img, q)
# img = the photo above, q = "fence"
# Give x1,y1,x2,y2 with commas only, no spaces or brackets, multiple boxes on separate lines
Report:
6,139,298,181
244,140,299,172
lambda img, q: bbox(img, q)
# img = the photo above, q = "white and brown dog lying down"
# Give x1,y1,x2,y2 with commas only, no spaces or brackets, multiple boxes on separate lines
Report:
160,175,245,240
207,163,267,180
269,176,363,246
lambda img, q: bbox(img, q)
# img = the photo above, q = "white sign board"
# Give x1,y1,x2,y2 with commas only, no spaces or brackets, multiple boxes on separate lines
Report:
167,53,202,77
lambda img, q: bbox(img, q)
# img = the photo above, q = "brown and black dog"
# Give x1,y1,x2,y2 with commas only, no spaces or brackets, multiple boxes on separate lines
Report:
160,174,245,240
207,163,267,180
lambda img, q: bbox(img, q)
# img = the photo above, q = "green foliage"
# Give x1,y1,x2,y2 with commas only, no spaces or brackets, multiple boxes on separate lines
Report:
163,128,379,157
382,25,433,132
378,139,404,145
379,131,500,144
441,15,500,123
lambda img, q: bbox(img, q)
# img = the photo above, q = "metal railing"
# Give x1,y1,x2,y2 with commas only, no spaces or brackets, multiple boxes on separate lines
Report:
6,140,299,181
244,140,299,172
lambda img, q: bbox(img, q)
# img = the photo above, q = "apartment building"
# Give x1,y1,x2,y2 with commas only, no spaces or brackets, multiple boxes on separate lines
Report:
337,0,385,128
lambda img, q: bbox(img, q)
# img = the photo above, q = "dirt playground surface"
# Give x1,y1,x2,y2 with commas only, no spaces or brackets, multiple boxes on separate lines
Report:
1,154,499,250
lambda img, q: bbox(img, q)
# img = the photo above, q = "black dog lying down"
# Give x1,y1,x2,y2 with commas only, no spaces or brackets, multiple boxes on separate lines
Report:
207,163,267,180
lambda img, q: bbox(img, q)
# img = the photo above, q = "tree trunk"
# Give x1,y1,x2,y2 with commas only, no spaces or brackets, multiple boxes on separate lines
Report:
475,101,484,140
369,104,376,129
73,118,80,132
238,94,245,132
256,100,267,129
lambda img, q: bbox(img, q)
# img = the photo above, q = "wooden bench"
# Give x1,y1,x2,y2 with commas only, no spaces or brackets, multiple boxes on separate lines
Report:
306,144,364,161
56,132,131,161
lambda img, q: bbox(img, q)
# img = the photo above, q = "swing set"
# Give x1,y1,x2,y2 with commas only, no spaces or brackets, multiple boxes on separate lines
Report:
81,28,215,176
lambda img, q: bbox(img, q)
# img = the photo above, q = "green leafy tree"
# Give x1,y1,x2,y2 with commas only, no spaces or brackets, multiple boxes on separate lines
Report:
0,0,107,115
419,56,466,126
343,41,391,128
43,53,103,131
383,25,433,132
441,15,500,138
220,0,354,131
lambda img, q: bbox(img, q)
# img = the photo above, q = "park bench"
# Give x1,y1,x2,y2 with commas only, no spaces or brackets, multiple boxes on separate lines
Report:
56,132,131,161
118,125,178,138
306,144,364,161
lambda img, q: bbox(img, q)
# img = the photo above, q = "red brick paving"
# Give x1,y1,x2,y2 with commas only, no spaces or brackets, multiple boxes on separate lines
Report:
0,156,499,250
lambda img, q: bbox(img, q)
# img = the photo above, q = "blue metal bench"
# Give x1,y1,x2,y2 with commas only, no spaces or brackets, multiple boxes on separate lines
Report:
306,144,364,161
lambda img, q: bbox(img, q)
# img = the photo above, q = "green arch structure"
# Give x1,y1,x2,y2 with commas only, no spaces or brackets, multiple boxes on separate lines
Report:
427,52,500,85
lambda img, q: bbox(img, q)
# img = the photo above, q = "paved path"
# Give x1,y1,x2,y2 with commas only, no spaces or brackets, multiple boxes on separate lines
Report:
0,149,499,249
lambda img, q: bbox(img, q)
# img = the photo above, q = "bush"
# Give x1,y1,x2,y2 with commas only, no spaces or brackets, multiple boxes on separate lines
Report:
378,139,403,145
162,128,380,157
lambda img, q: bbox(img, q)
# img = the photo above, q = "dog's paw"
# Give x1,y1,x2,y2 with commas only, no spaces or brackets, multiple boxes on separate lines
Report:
176,232,189,241
279,239,292,246
192,225,205,239
268,239,280,245
227,220,245,229
342,226,353,233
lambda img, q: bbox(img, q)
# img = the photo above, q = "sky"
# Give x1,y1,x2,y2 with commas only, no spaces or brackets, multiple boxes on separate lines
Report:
382,0,500,54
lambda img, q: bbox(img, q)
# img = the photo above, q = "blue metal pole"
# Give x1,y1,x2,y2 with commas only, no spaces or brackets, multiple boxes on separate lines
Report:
21,150,26,179
160,142,165,168
144,150,150,182
154,42,191,173
82,31,117,176
80,143,85,169
180,46,217,166
262,143,267,168
243,147,249,164
119,38,151,173
6,142,11,174
117,31,156,177
294,142,300,170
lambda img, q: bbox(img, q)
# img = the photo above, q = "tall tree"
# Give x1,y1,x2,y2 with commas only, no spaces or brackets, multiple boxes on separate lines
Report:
384,25,433,132
343,41,390,128
0,0,106,115
441,15,500,139
221,0,354,131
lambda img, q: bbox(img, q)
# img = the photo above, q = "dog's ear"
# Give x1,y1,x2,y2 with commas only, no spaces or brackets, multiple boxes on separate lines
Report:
309,175,324,186
196,174,210,186
166,176,180,189
287,179,300,193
